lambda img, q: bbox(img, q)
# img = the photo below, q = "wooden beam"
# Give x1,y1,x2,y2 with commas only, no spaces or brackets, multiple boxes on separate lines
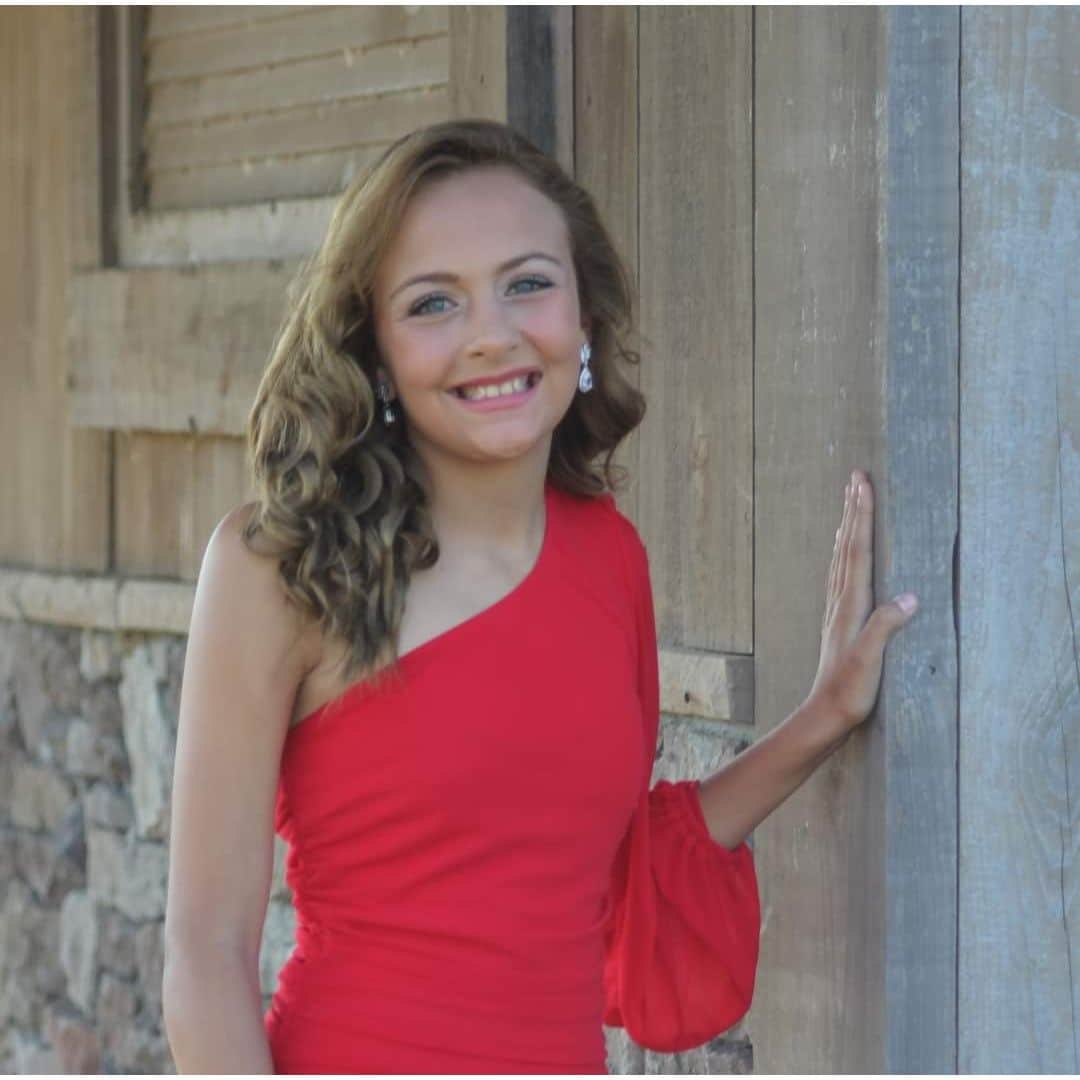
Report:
883,8,960,1073
752,8,891,1071
506,6,574,175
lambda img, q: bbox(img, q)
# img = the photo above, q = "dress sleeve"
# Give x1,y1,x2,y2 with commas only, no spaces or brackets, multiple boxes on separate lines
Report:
600,511,761,1053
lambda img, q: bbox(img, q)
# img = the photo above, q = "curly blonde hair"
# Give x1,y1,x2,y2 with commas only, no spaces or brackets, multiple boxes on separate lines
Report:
242,118,646,698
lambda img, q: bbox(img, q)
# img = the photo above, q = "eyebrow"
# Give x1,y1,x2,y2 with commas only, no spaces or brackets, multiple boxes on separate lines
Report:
388,252,563,301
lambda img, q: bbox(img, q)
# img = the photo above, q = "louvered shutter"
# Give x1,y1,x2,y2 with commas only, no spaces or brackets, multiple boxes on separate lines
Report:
142,5,452,210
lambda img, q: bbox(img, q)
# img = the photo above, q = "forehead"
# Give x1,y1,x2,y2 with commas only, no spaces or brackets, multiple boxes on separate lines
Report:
378,167,570,278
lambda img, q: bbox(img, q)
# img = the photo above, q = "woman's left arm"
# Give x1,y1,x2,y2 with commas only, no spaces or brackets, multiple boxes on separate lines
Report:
697,470,920,851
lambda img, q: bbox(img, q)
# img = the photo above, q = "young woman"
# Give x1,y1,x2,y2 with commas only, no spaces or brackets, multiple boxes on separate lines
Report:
161,119,918,1074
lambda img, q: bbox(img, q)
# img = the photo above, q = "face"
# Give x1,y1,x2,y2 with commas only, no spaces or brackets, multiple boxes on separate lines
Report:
371,165,588,477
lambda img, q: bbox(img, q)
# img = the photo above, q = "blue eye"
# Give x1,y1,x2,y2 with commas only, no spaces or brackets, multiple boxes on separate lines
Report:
407,276,552,317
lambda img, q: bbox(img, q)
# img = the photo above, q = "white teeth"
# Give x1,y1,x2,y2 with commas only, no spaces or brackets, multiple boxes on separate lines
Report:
457,373,535,401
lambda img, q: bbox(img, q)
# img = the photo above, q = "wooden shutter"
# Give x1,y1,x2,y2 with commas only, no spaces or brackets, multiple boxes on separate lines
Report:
141,5,452,210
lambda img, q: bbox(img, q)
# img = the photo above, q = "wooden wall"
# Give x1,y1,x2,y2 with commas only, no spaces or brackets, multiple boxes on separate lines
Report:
576,4,1077,1073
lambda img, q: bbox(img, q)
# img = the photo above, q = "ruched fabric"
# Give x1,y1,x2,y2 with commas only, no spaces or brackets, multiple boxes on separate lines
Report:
263,482,760,1073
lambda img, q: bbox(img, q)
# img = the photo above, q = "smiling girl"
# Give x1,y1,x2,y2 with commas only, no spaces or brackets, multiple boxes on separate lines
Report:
161,119,916,1075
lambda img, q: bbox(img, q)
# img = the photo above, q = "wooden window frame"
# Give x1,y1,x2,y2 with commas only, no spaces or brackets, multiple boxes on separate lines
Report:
102,6,336,269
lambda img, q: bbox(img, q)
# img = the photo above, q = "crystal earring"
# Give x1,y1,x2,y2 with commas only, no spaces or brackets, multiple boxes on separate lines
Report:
376,379,397,425
578,342,594,393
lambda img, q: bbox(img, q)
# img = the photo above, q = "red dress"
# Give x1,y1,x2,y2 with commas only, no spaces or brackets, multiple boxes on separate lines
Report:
264,481,760,1073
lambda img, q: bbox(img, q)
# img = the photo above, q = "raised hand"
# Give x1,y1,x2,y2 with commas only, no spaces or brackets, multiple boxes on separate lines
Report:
804,470,919,734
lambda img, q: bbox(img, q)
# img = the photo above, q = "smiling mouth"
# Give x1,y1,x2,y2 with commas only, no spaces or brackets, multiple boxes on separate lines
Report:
450,371,542,400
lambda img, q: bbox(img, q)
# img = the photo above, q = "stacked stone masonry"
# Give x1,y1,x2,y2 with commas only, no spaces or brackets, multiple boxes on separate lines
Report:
0,617,752,1074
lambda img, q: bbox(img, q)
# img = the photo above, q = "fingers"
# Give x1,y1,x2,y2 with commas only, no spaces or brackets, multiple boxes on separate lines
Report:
825,478,854,621
827,473,871,621
840,474,872,600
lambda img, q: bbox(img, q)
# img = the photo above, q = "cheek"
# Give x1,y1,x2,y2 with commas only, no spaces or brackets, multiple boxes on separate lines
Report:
388,328,458,388
522,301,582,358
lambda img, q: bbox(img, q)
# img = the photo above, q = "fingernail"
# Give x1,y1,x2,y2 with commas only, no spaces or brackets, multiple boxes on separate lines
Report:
896,593,917,613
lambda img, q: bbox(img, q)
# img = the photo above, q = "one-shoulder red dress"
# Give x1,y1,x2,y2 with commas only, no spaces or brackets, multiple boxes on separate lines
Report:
263,480,760,1074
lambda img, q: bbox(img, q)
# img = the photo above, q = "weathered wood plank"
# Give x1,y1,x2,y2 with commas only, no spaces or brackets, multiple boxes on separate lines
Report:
659,647,754,725
67,261,301,436
117,196,337,267
145,86,451,173
145,6,448,84
146,6,310,41
148,143,393,212
506,7,573,173
638,7,752,654
882,8,960,1072
0,8,110,571
448,6,506,122
752,7,889,1071
146,34,448,128
574,7,640,520
958,6,1080,1072
114,432,253,582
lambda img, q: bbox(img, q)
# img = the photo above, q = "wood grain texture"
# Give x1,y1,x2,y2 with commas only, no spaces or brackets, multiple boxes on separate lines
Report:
448,6,506,122
573,7,640,518
958,7,1080,1071
148,143,393,211
506,6,574,174
116,196,337,267
113,431,253,582
638,7,752,655
146,6,310,42
0,8,110,572
145,85,451,173
67,261,301,436
144,6,448,83
146,35,448,127
751,8,889,1071
882,8,960,1073
658,647,754,725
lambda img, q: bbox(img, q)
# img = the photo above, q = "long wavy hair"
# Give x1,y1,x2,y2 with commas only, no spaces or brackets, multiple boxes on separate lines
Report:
242,118,646,700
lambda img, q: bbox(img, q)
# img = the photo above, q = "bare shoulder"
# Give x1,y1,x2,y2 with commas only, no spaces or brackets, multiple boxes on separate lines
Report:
205,501,323,681
163,501,321,961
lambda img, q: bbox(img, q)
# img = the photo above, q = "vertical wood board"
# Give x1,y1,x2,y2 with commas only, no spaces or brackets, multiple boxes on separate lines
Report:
114,432,253,582
958,7,1080,1071
751,8,889,1071
448,6,506,123
638,7,753,655
0,8,110,572
573,7,641,522
882,7,960,1072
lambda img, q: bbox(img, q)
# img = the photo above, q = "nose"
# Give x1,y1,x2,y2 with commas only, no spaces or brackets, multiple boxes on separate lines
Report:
463,292,520,356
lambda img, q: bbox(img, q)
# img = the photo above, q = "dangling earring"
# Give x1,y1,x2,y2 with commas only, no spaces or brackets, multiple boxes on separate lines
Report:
376,378,397,425
578,342,594,393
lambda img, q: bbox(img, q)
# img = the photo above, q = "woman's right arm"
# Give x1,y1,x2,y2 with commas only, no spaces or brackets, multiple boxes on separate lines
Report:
162,504,319,1074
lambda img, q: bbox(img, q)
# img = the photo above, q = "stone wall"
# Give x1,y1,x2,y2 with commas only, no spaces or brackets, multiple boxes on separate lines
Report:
0,615,751,1074
0,619,296,1074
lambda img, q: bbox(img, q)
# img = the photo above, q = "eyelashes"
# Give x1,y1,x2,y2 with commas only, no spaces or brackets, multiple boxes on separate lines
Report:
406,276,552,318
